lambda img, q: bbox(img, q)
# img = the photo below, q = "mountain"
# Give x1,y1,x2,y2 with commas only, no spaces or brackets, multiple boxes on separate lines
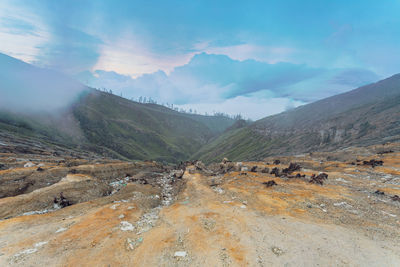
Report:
72,90,234,162
194,74,400,163
2,53,399,164
0,54,235,163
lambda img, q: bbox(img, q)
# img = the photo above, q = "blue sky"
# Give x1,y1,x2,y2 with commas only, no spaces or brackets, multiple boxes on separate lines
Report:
1,0,400,119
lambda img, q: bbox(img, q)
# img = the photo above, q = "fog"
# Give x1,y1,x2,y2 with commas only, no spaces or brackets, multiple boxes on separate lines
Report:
0,53,87,114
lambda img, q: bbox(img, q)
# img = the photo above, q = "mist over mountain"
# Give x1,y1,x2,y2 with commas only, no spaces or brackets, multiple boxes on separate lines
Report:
0,53,86,113
0,54,236,163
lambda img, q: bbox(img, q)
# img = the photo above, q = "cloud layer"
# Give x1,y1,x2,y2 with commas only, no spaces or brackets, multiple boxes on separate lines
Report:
77,53,379,119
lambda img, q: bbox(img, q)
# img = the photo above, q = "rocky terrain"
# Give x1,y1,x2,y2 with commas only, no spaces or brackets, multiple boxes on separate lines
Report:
0,139,399,266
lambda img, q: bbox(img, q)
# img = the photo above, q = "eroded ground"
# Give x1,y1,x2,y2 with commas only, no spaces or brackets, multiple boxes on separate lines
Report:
0,142,400,266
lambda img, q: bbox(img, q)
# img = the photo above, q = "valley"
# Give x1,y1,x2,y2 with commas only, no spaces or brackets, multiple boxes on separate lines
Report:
1,2,400,266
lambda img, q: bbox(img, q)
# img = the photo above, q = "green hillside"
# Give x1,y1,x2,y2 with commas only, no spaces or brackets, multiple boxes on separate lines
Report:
195,74,400,163
0,89,236,163
73,90,230,162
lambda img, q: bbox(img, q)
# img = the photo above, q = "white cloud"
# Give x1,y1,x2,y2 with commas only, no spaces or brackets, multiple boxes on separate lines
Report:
0,1,50,63
80,52,378,119
93,33,195,78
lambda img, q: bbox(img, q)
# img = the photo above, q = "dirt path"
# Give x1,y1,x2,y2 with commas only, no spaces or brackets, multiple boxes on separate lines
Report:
1,150,400,266
124,171,400,266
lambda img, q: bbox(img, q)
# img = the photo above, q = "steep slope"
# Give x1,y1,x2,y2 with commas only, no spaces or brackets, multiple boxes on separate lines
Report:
182,113,235,135
0,54,235,163
195,74,400,163
72,90,221,162
0,89,235,163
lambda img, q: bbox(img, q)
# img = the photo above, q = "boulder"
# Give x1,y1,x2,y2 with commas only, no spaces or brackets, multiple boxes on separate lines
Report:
173,169,184,179
309,173,328,185
282,163,301,175
24,162,35,168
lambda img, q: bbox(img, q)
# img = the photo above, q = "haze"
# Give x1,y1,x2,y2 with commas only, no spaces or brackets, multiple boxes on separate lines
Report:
1,0,400,119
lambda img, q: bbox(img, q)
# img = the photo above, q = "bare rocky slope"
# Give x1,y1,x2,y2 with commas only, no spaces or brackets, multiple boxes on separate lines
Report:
0,141,399,266
194,74,400,163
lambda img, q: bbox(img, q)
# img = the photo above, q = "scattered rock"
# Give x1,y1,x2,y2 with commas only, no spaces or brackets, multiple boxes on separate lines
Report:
250,166,258,172
374,190,385,195
333,202,352,209
126,237,143,251
135,208,160,234
391,195,400,202
282,163,301,174
173,169,184,179
263,180,277,187
210,161,236,174
273,160,281,165
270,167,280,177
195,161,206,171
271,246,284,256
363,159,383,168
202,218,216,231
120,221,135,231
24,162,35,168
222,158,230,164
174,251,187,257
309,173,328,185
36,167,44,172
53,192,71,208
12,241,48,261
110,204,120,210
377,150,394,155
212,187,224,194
68,169,78,174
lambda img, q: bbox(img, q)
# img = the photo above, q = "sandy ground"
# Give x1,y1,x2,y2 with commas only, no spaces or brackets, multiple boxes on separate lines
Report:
0,144,400,266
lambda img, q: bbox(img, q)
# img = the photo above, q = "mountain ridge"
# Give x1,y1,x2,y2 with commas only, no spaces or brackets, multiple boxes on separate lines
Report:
194,73,400,163
1,53,399,164
0,54,235,163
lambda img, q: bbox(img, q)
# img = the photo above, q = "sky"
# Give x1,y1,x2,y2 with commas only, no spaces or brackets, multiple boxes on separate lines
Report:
1,0,400,119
